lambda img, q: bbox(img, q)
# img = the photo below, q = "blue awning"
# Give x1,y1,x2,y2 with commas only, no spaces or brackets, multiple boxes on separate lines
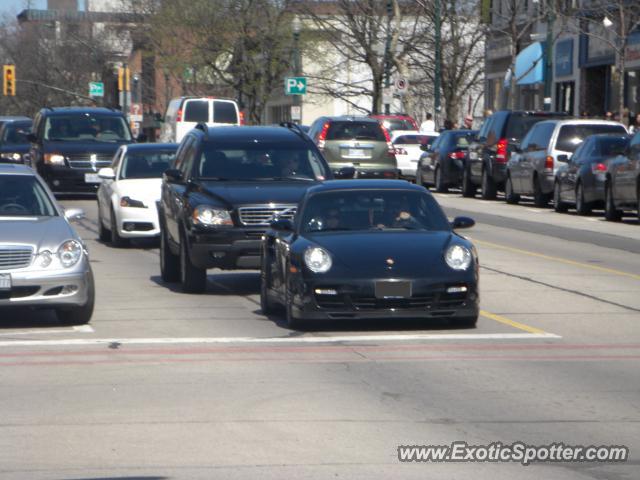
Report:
515,42,545,85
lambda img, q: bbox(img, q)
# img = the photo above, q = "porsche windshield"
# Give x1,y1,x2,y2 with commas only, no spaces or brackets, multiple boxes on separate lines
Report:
302,190,450,233
0,175,57,217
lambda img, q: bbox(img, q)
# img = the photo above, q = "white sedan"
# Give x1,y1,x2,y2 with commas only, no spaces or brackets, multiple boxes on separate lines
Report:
392,130,439,179
97,143,177,247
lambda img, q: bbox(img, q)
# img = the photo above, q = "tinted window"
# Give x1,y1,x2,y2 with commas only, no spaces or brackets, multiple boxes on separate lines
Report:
326,122,385,141
596,137,628,156
487,115,504,143
528,123,556,150
44,114,132,142
213,101,238,124
2,122,32,145
556,124,627,152
183,100,209,122
0,175,56,216
393,134,433,145
301,190,450,233
120,150,176,179
196,144,329,181
505,114,559,141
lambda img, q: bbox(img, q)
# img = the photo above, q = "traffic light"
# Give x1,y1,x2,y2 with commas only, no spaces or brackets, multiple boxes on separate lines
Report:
117,66,130,92
3,65,16,96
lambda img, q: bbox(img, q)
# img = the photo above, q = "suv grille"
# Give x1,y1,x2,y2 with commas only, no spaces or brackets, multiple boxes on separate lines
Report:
0,246,33,270
238,205,296,226
66,152,113,170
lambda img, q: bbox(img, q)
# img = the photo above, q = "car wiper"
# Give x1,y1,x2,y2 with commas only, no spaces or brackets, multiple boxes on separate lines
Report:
265,176,316,182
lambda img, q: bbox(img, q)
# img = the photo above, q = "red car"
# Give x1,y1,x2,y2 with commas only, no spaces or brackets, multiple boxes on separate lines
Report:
370,114,419,133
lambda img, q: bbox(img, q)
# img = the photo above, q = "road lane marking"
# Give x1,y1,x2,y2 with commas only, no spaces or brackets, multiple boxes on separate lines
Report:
475,239,640,281
480,310,546,334
0,325,94,337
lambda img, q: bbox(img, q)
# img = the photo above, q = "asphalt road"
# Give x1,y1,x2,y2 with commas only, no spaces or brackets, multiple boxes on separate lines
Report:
0,191,638,479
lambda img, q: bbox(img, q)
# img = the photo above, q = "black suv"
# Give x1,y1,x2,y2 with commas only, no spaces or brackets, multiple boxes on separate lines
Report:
159,124,334,293
464,110,569,199
28,107,133,194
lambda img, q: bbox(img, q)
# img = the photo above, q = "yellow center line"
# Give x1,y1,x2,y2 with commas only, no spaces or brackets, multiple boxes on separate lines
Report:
480,310,547,335
475,239,640,281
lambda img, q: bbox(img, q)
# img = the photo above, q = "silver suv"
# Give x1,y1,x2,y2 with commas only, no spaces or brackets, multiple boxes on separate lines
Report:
505,119,627,206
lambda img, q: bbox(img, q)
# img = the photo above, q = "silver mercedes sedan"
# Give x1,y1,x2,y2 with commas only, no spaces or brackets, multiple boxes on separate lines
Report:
0,164,94,324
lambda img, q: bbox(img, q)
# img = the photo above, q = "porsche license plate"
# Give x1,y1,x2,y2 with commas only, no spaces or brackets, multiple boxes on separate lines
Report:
375,281,411,299
84,173,101,184
0,273,11,291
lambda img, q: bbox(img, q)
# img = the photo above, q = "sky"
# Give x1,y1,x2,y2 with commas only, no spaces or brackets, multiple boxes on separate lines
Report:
0,1,47,17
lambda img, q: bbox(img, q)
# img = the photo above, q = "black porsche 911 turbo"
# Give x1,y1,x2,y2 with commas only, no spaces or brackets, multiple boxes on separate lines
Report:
260,180,479,329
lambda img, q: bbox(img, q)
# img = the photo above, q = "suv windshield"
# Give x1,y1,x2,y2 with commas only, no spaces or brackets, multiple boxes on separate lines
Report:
196,144,329,181
505,115,560,141
556,124,628,152
44,114,132,143
302,190,450,233
121,151,176,180
326,122,386,141
0,175,57,216
2,122,31,145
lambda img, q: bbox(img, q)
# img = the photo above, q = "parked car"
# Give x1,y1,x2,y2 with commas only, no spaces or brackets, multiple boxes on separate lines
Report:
465,111,570,199
159,96,241,143
0,163,94,324
554,134,629,215
506,120,626,207
392,130,438,180
307,116,398,178
369,114,419,133
604,130,640,222
0,117,32,164
28,107,133,194
259,180,478,329
159,124,340,293
416,129,476,192
96,143,178,246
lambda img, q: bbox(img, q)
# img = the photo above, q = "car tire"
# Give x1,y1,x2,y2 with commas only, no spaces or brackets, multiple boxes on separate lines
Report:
97,202,110,242
160,224,180,283
553,182,569,213
434,166,448,193
461,166,475,197
504,175,520,204
260,251,276,315
284,281,303,330
575,182,591,215
604,183,622,222
480,167,497,200
180,230,207,293
451,315,478,328
533,177,549,208
110,207,128,247
56,268,95,325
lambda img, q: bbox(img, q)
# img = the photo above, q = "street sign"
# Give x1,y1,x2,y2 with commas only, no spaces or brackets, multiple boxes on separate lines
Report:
89,82,104,97
130,103,143,122
394,77,409,95
285,77,307,95
382,88,394,105
291,105,302,121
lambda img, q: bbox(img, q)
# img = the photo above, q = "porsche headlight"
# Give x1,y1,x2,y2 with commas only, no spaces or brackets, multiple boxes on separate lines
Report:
304,246,332,273
58,240,83,268
445,245,472,271
192,206,233,226
44,153,65,165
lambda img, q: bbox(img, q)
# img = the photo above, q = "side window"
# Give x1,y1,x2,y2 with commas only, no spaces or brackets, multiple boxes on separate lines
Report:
537,124,555,149
520,126,536,151
487,114,504,145
173,136,194,171
571,142,587,163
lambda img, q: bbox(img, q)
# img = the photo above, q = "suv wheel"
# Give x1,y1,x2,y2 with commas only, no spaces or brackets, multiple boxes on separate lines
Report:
110,207,128,247
160,224,180,283
461,166,475,197
180,231,207,293
604,183,622,222
480,167,497,200
505,175,520,204
554,182,568,213
533,177,549,208
285,287,303,330
434,166,448,193
575,182,591,215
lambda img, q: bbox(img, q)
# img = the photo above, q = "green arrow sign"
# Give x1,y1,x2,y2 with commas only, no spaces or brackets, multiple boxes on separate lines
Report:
285,77,307,95
89,82,104,97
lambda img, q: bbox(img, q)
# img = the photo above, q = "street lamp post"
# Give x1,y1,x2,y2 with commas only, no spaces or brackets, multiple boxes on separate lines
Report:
543,2,554,112
383,0,393,115
292,16,302,124
434,0,442,126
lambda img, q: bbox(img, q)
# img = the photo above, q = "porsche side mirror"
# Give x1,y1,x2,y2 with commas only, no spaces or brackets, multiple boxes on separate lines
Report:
164,168,183,183
270,218,294,231
451,216,475,229
335,166,356,179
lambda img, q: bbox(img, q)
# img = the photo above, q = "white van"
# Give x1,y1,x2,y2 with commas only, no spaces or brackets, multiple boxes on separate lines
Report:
160,97,241,143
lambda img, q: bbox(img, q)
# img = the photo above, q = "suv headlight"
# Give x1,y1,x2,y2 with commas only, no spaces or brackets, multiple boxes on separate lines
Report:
445,245,472,271
58,240,83,268
304,246,332,273
192,206,233,226
44,153,65,165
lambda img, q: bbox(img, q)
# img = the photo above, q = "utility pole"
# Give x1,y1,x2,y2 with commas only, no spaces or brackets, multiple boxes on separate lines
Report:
292,16,302,124
383,0,393,115
434,0,442,126
543,1,554,111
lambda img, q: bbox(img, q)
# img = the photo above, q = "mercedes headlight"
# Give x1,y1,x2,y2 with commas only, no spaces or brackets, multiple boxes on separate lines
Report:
44,153,65,165
58,240,83,268
445,245,472,271
36,250,53,268
192,206,232,226
304,246,332,273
